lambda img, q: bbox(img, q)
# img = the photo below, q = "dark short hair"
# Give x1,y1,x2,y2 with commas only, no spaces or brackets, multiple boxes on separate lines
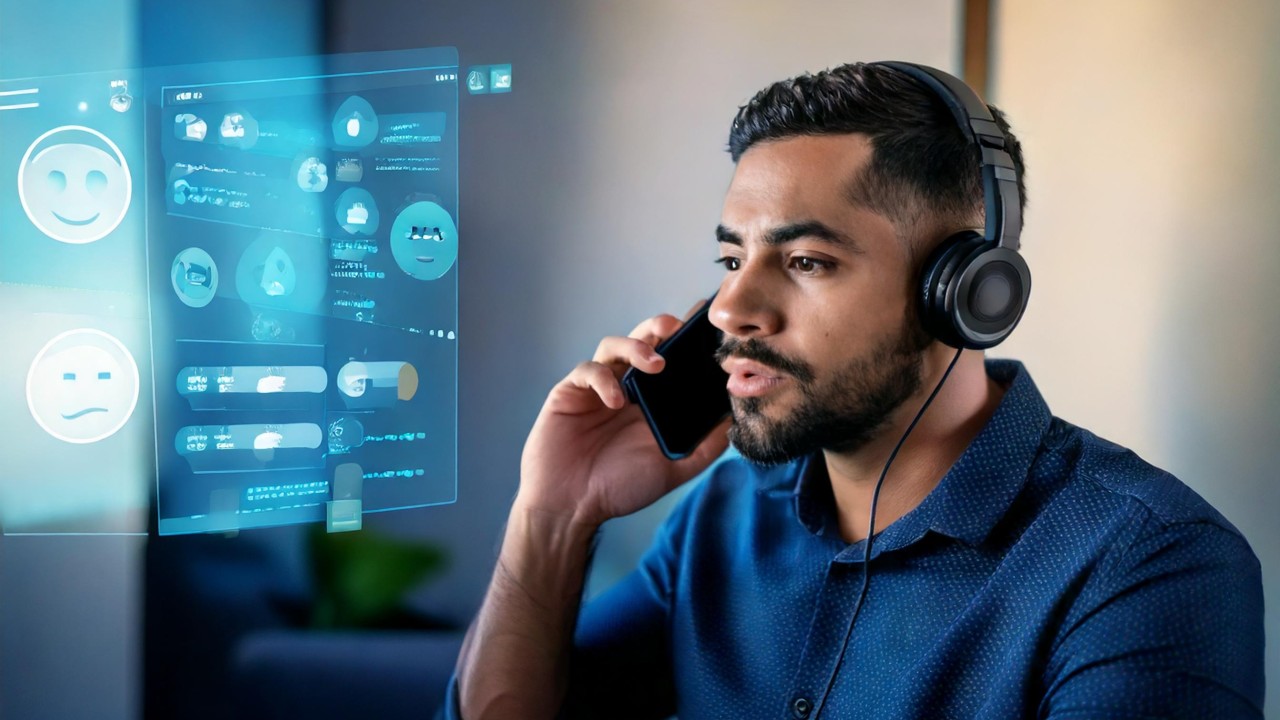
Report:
728,62,1026,245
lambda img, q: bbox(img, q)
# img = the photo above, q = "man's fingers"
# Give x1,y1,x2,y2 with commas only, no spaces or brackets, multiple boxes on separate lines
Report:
564,360,628,409
578,303,714,391
592,336,667,375
627,313,684,348
621,302,710,349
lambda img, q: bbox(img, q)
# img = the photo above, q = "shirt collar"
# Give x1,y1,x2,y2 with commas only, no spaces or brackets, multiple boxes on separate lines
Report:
791,359,1052,549
923,359,1051,546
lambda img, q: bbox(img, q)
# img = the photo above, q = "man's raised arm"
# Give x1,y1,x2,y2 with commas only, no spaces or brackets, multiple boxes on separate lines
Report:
452,311,729,719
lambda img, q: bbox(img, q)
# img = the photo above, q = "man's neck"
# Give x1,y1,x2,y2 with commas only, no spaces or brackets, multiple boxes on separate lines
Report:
825,348,1004,544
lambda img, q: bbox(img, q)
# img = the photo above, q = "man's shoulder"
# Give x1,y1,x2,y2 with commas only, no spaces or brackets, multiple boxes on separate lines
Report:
1040,416,1251,547
1034,421,1265,718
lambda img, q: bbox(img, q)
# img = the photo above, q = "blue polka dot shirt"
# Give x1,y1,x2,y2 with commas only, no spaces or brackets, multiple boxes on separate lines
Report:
444,360,1264,719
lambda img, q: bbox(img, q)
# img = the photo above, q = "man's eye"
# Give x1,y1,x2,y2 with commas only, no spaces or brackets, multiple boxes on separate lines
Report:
713,257,741,271
791,256,833,274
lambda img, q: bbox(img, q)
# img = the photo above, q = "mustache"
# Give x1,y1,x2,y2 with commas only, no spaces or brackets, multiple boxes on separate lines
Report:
715,337,815,384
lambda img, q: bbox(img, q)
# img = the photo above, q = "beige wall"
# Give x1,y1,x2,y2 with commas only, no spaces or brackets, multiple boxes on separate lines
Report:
993,2,1280,714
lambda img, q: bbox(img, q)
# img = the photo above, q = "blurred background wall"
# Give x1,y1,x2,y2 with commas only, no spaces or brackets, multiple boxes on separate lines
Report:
991,1,1280,710
0,0,1274,717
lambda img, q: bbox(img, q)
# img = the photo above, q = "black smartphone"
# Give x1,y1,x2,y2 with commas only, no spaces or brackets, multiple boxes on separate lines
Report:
622,298,731,460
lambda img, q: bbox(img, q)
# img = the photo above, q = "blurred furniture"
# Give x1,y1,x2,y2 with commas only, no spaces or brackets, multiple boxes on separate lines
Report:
145,528,462,719
231,630,464,719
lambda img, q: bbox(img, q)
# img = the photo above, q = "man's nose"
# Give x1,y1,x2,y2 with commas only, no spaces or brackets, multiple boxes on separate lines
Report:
709,263,781,339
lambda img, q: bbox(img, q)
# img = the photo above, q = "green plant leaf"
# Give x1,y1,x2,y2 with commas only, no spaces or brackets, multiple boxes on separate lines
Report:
308,524,449,628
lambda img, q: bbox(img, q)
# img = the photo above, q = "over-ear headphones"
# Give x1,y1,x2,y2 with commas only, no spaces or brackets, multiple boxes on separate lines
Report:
873,61,1031,350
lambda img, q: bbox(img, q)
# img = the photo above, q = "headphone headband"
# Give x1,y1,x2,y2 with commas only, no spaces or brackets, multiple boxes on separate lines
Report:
868,61,1031,350
872,61,1023,252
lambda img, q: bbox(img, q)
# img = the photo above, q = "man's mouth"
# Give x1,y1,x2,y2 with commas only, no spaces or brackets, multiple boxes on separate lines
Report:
721,358,787,398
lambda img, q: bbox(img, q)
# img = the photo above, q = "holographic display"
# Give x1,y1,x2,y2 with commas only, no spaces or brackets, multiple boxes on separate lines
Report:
0,49,459,535
147,50,460,535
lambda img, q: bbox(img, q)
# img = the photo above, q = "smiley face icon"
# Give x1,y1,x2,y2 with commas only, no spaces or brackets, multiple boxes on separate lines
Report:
18,125,133,244
26,329,140,444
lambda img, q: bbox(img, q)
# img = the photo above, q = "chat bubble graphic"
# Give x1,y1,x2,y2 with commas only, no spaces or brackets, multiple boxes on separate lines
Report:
26,329,140,444
18,125,132,244
335,360,419,409
175,423,323,472
176,365,328,400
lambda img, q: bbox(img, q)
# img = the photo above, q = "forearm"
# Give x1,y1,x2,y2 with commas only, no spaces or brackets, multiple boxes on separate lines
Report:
456,501,599,720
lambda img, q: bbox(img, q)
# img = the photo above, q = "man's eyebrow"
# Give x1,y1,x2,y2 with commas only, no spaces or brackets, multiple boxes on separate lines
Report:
715,221,862,252
715,224,744,246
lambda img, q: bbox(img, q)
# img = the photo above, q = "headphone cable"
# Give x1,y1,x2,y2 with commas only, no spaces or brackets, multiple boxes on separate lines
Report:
812,345,965,714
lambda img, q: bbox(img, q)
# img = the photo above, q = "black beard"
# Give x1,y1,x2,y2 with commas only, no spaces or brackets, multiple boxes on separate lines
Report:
719,321,929,466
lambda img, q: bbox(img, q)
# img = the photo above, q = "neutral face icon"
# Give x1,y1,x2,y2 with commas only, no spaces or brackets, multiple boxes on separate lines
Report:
26,329,140,444
18,126,132,244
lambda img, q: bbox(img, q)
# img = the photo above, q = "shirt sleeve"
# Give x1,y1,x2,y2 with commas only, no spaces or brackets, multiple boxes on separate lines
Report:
557,484,700,720
1041,517,1265,719
438,676,461,720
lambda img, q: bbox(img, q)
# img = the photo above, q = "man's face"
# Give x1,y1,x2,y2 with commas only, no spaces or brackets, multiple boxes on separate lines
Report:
710,134,932,464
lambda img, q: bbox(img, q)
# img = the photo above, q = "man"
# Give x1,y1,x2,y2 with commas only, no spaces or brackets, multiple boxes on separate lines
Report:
448,63,1264,718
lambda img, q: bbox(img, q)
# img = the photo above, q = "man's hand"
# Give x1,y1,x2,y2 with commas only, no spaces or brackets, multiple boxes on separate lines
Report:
517,305,731,529
456,304,731,720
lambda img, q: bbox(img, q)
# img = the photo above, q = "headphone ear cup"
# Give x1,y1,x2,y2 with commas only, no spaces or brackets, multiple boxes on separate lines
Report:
953,245,1031,349
920,232,1032,350
919,231,986,348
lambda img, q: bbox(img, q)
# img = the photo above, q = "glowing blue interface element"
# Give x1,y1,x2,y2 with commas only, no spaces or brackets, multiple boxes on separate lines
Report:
0,67,150,535
0,49,459,536
148,50,460,535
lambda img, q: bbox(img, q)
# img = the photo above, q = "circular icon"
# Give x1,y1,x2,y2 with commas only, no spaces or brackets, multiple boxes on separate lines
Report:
335,187,379,235
327,416,366,453
26,329,140,444
234,232,327,312
110,91,132,113
18,125,133,244
293,155,329,193
171,247,219,308
337,361,368,398
332,96,379,148
389,201,458,281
